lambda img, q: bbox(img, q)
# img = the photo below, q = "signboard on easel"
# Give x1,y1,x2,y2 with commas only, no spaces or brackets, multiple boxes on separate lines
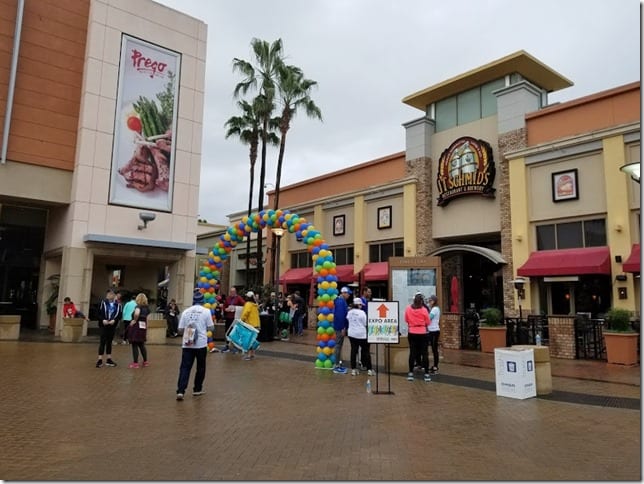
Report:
367,301,399,344
367,301,399,395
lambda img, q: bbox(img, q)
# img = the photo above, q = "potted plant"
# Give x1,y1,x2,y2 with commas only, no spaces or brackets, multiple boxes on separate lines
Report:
603,307,638,365
478,307,506,353
45,274,60,333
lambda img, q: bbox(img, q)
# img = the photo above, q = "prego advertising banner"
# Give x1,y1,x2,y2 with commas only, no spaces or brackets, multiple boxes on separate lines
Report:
109,34,181,212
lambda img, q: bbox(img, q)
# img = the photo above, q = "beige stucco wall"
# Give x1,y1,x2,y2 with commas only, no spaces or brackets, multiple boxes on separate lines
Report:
44,0,207,254
527,153,605,222
431,116,501,238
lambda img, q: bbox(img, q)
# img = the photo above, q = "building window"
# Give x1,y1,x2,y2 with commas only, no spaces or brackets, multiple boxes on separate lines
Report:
369,241,404,262
434,78,505,132
536,219,606,250
332,246,354,266
290,251,312,268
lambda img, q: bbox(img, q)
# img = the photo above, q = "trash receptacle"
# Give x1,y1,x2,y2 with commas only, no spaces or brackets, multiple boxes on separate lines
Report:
258,313,274,342
511,344,552,395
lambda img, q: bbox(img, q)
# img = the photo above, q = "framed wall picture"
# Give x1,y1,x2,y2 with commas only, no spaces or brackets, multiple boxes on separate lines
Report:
551,169,579,202
333,215,345,236
378,205,392,229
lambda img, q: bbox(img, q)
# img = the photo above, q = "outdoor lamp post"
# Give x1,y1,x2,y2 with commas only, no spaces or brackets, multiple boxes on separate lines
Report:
511,277,526,321
272,227,284,338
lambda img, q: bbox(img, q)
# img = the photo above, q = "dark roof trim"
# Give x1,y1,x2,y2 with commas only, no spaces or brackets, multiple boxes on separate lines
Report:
83,233,195,251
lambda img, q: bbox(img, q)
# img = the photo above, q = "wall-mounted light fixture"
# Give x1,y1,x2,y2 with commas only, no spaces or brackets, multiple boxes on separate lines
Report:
138,212,156,230
620,162,640,183
615,274,628,282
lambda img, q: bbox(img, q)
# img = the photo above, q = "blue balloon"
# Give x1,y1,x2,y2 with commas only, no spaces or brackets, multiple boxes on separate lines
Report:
326,339,336,348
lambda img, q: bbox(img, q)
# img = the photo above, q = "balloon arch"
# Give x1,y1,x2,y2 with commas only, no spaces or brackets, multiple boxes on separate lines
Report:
197,209,338,369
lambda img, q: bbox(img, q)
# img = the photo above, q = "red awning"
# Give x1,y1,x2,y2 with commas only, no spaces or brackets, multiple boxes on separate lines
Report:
334,264,356,283
279,267,314,285
517,246,611,277
362,262,389,282
623,244,640,273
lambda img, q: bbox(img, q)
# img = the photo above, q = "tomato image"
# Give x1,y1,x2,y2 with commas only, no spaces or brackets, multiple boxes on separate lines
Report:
127,115,142,133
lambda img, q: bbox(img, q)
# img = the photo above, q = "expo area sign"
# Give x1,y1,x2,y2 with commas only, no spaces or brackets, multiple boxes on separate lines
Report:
367,301,399,344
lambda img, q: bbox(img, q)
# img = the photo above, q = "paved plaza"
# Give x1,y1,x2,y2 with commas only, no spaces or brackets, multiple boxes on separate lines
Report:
0,335,640,481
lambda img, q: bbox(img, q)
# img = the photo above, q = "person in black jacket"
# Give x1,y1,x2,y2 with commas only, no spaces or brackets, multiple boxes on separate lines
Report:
165,299,180,337
96,288,123,368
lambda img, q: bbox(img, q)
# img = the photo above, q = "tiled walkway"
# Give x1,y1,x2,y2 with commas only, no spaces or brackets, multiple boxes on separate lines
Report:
1,328,640,480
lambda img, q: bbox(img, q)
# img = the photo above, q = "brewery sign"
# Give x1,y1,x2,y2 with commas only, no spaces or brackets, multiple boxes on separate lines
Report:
436,136,496,207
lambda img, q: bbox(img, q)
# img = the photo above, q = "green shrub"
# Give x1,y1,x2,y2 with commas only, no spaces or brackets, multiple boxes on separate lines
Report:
480,307,503,326
605,307,633,332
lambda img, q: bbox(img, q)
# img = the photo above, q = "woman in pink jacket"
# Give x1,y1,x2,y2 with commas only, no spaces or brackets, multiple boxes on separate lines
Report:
404,293,431,382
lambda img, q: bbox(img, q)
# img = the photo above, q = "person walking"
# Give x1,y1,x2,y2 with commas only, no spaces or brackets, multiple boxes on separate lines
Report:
175,289,214,401
347,297,373,376
95,288,122,368
221,287,245,353
127,293,150,368
165,299,180,337
120,293,136,344
427,294,441,374
332,286,352,374
240,291,260,360
404,292,431,382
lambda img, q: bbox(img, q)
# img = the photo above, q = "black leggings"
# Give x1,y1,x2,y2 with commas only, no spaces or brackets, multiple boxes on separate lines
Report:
408,333,429,373
131,342,147,363
428,331,440,369
98,325,116,356
349,336,372,370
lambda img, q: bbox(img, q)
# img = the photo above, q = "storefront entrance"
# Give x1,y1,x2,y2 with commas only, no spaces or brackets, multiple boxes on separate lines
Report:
0,205,47,328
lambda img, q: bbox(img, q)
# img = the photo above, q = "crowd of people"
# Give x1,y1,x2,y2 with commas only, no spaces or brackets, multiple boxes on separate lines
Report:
68,281,440,398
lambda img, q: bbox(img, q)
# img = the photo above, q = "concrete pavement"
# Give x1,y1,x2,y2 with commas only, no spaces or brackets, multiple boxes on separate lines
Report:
0,333,640,480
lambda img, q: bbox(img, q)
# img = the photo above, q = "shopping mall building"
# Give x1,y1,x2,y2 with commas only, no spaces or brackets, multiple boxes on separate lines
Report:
225,51,640,325
0,0,206,332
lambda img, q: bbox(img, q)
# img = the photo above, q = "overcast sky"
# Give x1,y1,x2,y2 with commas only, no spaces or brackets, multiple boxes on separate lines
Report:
155,0,641,225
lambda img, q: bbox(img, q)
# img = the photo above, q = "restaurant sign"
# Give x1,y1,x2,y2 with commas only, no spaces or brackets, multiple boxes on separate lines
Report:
436,136,496,207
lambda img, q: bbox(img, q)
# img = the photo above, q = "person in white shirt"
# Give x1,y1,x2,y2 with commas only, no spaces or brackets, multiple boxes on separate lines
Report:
427,294,441,374
175,289,214,401
347,298,374,376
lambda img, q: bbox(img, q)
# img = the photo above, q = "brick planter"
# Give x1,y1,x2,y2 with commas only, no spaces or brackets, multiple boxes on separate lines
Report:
479,326,507,353
61,318,85,343
0,315,21,340
604,332,639,366
146,318,167,344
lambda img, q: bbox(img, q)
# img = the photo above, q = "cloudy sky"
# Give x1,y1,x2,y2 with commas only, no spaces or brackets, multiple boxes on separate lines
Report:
155,0,641,225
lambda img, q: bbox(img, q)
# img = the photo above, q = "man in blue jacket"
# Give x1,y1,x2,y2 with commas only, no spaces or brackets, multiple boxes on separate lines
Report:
332,286,352,374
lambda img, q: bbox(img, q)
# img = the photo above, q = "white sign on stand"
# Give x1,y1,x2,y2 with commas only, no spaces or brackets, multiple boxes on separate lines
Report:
494,347,536,400
367,301,399,344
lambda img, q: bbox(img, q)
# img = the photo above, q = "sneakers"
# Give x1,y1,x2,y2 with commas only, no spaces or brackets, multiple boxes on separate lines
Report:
127,362,140,369
221,347,231,353
333,366,347,374
95,359,103,368
424,373,432,382
209,347,220,353
367,369,374,376
142,361,150,367
105,359,117,367
176,393,184,401
242,355,251,361
351,369,358,376
430,366,439,374
407,372,414,381
193,390,206,396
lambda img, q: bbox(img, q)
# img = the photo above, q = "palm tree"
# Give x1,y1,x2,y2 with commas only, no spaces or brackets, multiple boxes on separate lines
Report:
224,96,279,286
232,38,285,284
273,64,322,210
